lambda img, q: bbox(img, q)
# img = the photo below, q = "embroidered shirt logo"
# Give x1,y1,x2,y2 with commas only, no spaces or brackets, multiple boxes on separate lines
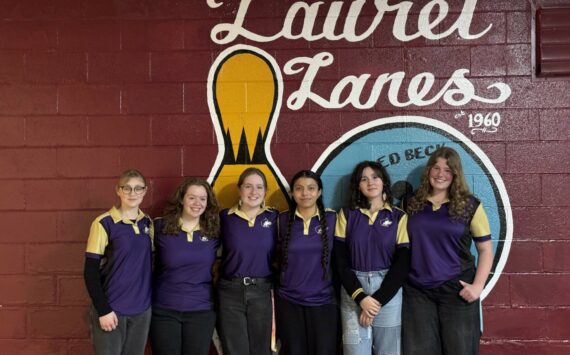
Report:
379,218,392,227
144,226,150,234
315,225,323,235
200,236,209,242
261,218,272,228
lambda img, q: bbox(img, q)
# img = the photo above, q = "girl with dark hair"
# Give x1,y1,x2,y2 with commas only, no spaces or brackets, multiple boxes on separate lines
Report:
217,167,278,355
335,161,410,355
275,170,338,355
84,169,153,355
402,147,493,355
150,178,220,355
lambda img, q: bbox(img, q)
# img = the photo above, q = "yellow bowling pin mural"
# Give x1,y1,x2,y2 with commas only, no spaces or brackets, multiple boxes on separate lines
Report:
207,45,289,210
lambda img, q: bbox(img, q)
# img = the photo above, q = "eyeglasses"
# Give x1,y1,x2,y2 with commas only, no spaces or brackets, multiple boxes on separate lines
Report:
119,185,147,195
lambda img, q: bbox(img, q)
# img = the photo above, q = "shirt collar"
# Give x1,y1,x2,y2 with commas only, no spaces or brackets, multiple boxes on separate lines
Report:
109,206,146,224
358,203,392,224
294,208,320,221
179,218,201,233
427,199,450,211
228,204,269,216
228,204,270,226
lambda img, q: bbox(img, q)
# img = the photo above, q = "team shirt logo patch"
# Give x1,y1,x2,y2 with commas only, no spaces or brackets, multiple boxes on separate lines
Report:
315,225,323,235
261,218,272,228
379,218,393,227
144,226,150,234
200,236,209,242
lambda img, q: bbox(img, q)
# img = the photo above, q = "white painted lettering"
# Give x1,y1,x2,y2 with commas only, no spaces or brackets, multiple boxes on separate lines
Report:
209,0,491,44
284,53,511,110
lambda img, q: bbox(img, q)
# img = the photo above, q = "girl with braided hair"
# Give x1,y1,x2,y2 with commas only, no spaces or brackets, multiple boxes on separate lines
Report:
334,161,410,355
275,170,338,355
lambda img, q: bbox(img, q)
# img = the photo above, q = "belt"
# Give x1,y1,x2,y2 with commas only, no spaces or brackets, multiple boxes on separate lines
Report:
224,276,272,286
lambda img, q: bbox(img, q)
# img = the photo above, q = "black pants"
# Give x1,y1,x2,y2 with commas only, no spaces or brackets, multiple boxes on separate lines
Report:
402,280,481,355
217,278,273,355
150,307,215,355
275,294,339,355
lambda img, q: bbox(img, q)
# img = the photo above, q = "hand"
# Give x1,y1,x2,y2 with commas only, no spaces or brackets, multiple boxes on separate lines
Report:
99,311,118,332
359,296,380,318
459,280,483,303
359,311,374,327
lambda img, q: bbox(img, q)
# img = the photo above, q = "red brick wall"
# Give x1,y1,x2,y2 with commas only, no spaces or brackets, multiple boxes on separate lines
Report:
0,1,569,354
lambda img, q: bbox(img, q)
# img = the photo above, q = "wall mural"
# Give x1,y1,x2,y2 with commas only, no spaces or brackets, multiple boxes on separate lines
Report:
206,0,513,301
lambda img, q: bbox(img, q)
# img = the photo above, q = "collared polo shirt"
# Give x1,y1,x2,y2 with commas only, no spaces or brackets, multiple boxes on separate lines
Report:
153,218,220,312
277,209,337,306
220,205,278,279
85,206,153,316
335,204,409,272
407,196,491,289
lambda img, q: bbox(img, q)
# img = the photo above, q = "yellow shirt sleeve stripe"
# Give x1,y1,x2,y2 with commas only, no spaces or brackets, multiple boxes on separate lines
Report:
351,288,364,300
470,203,491,238
335,209,347,239
396,213,410,245
85,215,109,255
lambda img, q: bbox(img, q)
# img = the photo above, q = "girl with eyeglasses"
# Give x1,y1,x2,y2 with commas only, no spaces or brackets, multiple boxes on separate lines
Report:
335,161,410,355
150,178,221,355
275,170,338,355
216,167,278,355
83,169,153,355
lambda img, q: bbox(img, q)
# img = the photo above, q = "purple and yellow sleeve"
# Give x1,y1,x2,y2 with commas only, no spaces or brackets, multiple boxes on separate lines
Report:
85,218,108,259
335,209,347,240
471,203,491,242
396,214,410,248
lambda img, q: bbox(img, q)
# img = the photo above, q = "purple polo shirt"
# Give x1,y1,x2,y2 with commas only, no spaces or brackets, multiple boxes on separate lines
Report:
407,197,491,289
335,205,409,272
85,207,153,316
277,210,337,306
220,206,278,279
153,218,220,312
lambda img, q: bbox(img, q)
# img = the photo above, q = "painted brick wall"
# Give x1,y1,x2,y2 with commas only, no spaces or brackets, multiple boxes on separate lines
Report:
0,0,568,354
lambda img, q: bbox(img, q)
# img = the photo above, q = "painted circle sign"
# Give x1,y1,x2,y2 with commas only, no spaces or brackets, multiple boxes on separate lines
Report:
312,116,512,300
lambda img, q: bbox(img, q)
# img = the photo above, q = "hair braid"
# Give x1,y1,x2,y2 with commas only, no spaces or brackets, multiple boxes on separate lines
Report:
316,197,329,280
281,201,296,272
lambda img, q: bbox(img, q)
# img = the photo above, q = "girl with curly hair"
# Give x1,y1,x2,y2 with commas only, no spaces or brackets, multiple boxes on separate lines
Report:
402,147,493,355
151,178,220,355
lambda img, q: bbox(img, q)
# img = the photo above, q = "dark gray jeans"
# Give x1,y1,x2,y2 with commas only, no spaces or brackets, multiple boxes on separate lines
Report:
402,280,481,355
216,278,273,355
150,306,215,355
89,306,151,355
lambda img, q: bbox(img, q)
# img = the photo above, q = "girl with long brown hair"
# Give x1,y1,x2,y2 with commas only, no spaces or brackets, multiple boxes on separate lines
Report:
402,147,493,355
151,178,220,355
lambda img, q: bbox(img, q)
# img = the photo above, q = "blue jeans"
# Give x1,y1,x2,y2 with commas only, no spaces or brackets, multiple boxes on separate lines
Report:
402,280,481,355
89,305,151,355
340,270,402,355
216,278,273,355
